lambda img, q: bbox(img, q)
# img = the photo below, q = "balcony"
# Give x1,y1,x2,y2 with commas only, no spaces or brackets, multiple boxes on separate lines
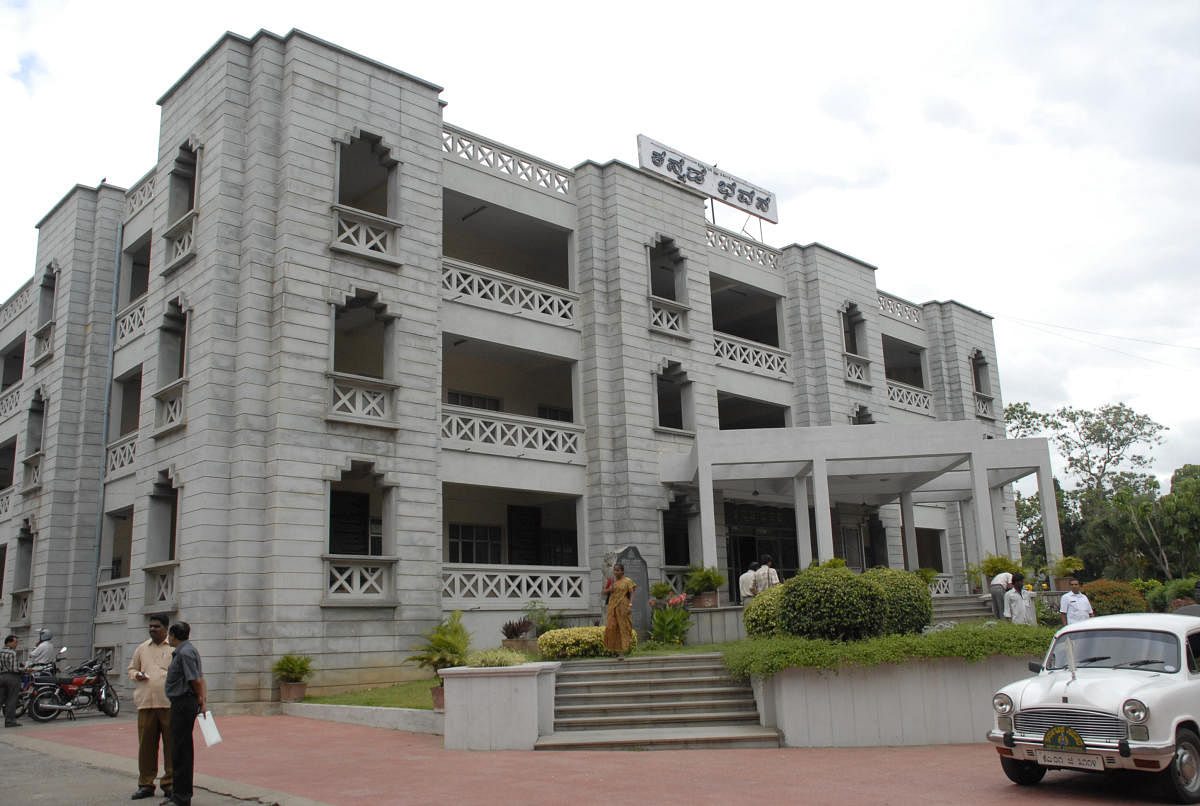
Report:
649,297,688,337
929,574,954,597
106,432,137,478
322,554,398,607
442,259,577,327
705,226,780,271
330,204,402,266
441,406,582,462
878,292,923,326
975,392,995,420
0,281,33,330
153,379,187,436
0,486,12,520
144,561,179,611
887,380,935,416
96,578,129,620
441,563,587,610
443,126,572,197
31,320,54,366
10,589,31,626
327,372,399,429
115,297,147,350
163,210,197,273
714,334,788,378
0,382,21,422
844,353,871,386
21,452,42,494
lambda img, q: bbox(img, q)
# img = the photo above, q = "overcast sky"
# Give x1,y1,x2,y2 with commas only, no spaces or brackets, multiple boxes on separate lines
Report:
2,0,1197,488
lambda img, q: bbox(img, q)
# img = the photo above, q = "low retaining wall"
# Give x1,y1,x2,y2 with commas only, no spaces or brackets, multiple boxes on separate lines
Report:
440,661,561,750
281,702,443,734
754,655,1035,747
687,606,746,644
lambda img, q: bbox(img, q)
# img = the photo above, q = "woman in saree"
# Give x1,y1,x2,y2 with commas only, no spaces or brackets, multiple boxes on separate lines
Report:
603,564,636,657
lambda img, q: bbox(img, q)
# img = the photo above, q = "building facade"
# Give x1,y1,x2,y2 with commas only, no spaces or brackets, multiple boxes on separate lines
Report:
0,29,1059,703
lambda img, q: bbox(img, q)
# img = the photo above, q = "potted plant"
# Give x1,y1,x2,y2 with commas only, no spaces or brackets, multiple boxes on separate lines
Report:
272,654,314,702
683,566,726,609
1050,556,1085,590
407,610,471,711
500,618,538,654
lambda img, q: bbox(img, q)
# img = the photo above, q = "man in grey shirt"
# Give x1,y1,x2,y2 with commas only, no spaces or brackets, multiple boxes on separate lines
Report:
164,622,205,806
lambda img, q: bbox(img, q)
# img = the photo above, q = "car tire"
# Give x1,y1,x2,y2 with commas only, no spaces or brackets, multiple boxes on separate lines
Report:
1164,728,1200,803
1000,756,1047,786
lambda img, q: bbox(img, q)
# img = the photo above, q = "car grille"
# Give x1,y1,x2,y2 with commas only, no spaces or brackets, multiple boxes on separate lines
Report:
1013,708,1128,743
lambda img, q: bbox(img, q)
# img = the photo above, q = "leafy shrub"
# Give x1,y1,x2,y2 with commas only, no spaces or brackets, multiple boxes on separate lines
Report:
1034,596,1061,627
523,600,566,636
467,648,527,667
650,606,691,645
407,611,471,684
500,618,534,639
743,584,786,637
722,621,1056,679
777,566,885,641
537,626,638,659
1145,577,1200,612
861,567,933,635
272,654,314,683
650,581,676,599
914,568,938,586
1130,579,1164,609
1050,555,1085,578
684,566,727,595
980,553,1022,578
1081,579,1147,616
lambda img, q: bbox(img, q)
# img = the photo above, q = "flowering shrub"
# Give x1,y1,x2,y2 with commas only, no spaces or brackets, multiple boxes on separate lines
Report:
537,626,637,658
1081,579,1147,616
648,593,691,645
467,648,527,667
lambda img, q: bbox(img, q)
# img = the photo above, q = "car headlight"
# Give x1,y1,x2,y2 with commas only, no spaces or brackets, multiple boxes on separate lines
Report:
993,693,1014,715
1122,698,1149,724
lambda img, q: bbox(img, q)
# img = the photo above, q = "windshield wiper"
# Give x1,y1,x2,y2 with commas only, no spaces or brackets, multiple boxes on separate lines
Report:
1078,655,1111,665
1112,658,1162,668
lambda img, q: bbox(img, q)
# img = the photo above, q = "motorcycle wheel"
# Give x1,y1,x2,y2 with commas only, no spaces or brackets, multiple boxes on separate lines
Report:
29,690,62,722
100,683,120,717
13,692,28,719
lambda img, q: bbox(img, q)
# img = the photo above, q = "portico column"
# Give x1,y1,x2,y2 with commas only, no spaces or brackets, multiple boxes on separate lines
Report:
811,456,835,562
697,460,719,569
1037,460,1064,562
900,492,917,570
990,486,1012,560
968,451,997,558
794,475,813,569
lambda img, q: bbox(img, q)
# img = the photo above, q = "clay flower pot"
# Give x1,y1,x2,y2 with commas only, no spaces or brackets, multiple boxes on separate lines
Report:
279,681,307,702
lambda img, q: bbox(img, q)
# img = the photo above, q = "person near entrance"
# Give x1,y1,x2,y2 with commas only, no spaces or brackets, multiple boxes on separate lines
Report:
129,615,174,800
602,564,636,658
739,561,760,604
754,555,780,593
989,571,1013,618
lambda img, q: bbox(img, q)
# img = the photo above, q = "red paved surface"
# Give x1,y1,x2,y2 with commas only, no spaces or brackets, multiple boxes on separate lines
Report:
31,715,1178,805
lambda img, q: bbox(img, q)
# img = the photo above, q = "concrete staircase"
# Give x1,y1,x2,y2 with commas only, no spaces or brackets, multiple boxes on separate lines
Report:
932,594,995,623
534,653,780,751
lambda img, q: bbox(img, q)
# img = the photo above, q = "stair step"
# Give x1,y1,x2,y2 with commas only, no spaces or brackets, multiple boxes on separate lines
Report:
536,724,782,751
556,686,753,706
556,698,758,718
554,710,761,731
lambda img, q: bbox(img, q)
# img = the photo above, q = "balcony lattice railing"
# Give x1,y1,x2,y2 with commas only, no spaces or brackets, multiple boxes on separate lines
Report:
96,578,129,617
442,563,587,609
664,565,689,594
0,382,21,422
714,333,788,377
878,292,922,326
145,562,179,610
886,380,934,415
442,259,577,326
328,373,398,426
975,392,995,419
125,170,156,219
929,574,954,597
0,486,12,519
441,406,582,459
322,555,398,605
0,281,33,329
443,126,572,196
649,297,687,335
844,352,871,385
11,589,31,625
331,204,402,263
153,379,186,434
164,210,197,271
705,226,780,270
32,320,54,364
21,453,42,493
106,433,137,476
115,298,147,349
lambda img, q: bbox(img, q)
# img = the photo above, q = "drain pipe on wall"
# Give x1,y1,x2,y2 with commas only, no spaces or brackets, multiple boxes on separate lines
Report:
86,218,123,659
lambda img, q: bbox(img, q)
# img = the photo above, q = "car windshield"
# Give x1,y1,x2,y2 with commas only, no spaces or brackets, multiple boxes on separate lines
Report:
1046,629,1180,672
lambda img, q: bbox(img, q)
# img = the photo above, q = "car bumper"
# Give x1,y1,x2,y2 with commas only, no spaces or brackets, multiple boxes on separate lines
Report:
987,729,1176,772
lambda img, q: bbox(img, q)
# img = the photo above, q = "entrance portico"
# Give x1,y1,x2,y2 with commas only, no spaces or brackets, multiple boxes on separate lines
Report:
660,422,1062,584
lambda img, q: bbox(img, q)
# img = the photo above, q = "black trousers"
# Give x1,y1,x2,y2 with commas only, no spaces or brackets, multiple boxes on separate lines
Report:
0,672,19,721
168,694,199,805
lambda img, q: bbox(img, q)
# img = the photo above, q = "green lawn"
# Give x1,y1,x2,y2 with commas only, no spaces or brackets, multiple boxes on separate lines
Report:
303,677,440,709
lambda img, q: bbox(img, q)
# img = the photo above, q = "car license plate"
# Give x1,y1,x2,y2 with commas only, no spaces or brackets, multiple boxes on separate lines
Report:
1035,749,1104,771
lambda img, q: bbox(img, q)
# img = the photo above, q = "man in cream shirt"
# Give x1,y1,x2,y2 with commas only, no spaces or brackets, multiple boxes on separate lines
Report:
128,615,174,800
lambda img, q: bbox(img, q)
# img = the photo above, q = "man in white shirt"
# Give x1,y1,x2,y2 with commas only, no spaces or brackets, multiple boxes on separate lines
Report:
738,561,760,605
754,555,781,594
29,628,55,666
1059,579,1094,625
989,572,1013,618
1003,573,1037,626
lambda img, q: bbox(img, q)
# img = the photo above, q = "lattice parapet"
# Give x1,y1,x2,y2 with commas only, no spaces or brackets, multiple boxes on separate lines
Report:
878,292,922,326
929,574,954,597
0,489,11,519
163,211,197,271
705,226,780,270
443,126,572,196
331,205,401,264
442,260,577,326
154,380,186,432
887,380,934,415
0,282,33,329
322,555,397,604
96,579,129,615
327,374,398,426
144,562,180,609
441,407,582,459
21,454,42,492
106,434,137,476
714,334,789,377
0,384,21,422
649,298,688,334
125,171,156,219
441,563,587,608
11,590,30,623
844,353,871,386
975,392,995,419
115,299,147,349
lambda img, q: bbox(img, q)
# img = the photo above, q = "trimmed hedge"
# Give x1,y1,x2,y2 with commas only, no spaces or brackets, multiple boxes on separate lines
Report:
861,567,933,635
743,584,786,637
537,626,637,659
466,648,527,667
1081,579,1147,616
777,566,885,641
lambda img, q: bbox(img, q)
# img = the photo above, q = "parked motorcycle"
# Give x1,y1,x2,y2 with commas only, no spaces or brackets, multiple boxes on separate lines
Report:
12,646,67,719
27,650,120,722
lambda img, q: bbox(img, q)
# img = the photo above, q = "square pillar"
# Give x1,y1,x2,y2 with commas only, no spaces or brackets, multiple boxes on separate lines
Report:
811,457,835,562
794,475,812,569
900,492,917,570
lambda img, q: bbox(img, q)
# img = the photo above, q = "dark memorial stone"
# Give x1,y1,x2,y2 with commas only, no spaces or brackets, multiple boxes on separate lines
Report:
614,545,650,636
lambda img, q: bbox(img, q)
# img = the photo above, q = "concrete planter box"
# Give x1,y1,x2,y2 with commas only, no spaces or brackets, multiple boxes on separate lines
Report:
754,655,1035,747
440,661,561,750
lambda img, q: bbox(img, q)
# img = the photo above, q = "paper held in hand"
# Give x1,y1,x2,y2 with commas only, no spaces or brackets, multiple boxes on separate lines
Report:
197,711,222,747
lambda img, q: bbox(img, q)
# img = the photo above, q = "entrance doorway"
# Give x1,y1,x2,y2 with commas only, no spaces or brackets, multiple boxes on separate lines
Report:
724,502,800,603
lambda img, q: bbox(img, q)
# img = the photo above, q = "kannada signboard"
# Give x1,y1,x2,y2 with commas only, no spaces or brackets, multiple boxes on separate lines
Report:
636,135,778,224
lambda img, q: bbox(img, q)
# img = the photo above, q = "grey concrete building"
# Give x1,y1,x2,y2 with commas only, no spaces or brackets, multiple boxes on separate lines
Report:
1,29,1059,704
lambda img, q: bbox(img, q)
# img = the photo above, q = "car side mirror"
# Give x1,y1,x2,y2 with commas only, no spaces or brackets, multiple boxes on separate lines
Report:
1028,661,1043,673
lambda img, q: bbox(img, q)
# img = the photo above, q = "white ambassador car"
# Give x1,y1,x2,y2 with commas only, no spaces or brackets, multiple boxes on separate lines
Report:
989,613,1200,802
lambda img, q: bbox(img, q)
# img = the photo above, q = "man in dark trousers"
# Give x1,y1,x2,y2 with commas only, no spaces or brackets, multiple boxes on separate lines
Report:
164,622,205,806
0,635,22,727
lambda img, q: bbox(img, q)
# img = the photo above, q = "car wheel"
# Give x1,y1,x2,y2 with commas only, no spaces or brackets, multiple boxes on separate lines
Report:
1165,728,1200,803
1000,756,1047,786
29,690,62,722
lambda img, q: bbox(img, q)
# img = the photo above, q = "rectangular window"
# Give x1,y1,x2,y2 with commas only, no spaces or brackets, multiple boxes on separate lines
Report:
448,391,501,411
448,524,502,564
0,439,15,489
537,405,572,422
